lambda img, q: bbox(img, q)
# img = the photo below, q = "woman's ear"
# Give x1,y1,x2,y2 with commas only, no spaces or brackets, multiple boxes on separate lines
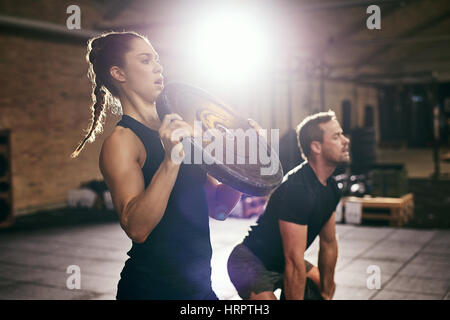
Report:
110,66,126,83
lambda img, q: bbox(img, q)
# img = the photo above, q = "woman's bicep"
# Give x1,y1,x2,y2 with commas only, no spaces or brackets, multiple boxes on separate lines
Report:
99,134,145,219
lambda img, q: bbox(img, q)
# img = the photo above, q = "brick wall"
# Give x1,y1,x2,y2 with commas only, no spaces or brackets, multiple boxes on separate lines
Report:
0,33,121,215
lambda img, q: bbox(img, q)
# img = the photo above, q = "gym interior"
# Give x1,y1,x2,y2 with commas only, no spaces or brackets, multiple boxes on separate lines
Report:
0,0,449,301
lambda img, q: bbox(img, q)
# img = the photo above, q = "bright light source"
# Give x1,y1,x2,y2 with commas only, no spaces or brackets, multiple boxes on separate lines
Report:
190,8,272,84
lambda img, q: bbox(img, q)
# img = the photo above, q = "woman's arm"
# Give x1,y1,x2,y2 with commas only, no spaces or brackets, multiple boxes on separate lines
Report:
100,114,191,243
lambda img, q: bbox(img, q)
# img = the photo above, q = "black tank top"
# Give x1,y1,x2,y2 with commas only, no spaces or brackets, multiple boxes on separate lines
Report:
115,115,215,300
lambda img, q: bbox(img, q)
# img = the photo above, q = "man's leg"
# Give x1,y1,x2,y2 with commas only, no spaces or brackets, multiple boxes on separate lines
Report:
248,261,321,300
306,266,320,288
228,244,281,300
277,260,322,300
249,291,277,300
248,269,321,300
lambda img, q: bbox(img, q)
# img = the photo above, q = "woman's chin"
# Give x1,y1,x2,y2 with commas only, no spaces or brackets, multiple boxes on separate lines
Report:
144,93,160,105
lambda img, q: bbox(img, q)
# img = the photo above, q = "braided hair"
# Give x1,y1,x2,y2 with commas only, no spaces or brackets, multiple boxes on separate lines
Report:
71,31,148,158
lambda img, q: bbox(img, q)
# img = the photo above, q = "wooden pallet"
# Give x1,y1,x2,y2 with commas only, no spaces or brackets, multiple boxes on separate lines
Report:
342,193,414,227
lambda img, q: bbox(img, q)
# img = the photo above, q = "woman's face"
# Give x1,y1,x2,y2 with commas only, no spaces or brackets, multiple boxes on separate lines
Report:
121,37,164,103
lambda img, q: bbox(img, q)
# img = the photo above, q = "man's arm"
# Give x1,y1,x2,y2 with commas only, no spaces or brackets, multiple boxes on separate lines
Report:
318,211,338,300
279,220,308,300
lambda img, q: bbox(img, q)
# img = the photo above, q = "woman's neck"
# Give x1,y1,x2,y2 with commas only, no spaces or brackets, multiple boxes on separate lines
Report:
119,92,161,130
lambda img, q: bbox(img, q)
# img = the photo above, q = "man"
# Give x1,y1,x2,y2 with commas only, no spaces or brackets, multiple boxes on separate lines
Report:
227,110,350,300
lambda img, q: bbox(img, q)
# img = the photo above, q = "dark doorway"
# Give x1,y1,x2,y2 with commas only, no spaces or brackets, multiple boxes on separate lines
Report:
342,100,352,134
377,84,441,147
0,129,13,226
364,105,374,127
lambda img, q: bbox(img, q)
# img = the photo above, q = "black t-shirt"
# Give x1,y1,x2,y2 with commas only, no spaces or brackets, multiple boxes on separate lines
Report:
243,161,341,273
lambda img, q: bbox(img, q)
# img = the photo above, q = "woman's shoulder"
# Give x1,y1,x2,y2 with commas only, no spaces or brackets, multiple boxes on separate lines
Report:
104,126,138,149
100,126,145,166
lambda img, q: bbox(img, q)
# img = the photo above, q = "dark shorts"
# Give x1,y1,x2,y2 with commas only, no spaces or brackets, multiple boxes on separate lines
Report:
116,278,218,300
116,260,218,300
227,243,314,300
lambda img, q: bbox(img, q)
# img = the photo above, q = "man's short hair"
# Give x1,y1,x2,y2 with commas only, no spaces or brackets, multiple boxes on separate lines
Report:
296,110,337,160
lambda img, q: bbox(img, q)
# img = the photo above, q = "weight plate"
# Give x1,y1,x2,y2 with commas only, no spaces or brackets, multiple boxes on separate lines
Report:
156,83,283,195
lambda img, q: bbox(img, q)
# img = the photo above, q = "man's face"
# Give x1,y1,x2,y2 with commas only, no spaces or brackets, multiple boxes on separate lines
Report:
318,119,350,165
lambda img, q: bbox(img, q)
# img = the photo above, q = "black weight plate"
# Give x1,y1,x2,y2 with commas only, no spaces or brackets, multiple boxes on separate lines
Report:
156,83,283,196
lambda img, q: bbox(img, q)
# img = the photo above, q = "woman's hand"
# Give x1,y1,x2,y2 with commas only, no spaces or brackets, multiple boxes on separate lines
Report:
158,113,193,165
247,118,264,135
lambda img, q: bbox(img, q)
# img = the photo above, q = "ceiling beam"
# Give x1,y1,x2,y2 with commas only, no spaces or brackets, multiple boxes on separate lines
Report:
296,34,450,50
93,22,164,31
330,34,450,46
292,0,413,12
323,2,411,43
103,0,135,21
353,7,450,69
327,72,437,85
329,58,450,69
0,14,99,42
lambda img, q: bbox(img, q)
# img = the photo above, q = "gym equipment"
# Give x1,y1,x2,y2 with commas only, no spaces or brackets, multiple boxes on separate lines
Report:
156,83,283,196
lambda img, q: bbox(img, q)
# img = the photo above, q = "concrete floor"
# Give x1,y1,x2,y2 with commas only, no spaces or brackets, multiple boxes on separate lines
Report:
0,217,448,300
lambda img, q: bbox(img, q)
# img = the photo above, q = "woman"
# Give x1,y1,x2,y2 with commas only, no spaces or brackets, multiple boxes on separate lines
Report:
71,31,245,299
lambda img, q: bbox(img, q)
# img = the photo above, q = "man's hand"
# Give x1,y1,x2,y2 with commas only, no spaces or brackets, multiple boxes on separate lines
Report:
320,281,336,300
